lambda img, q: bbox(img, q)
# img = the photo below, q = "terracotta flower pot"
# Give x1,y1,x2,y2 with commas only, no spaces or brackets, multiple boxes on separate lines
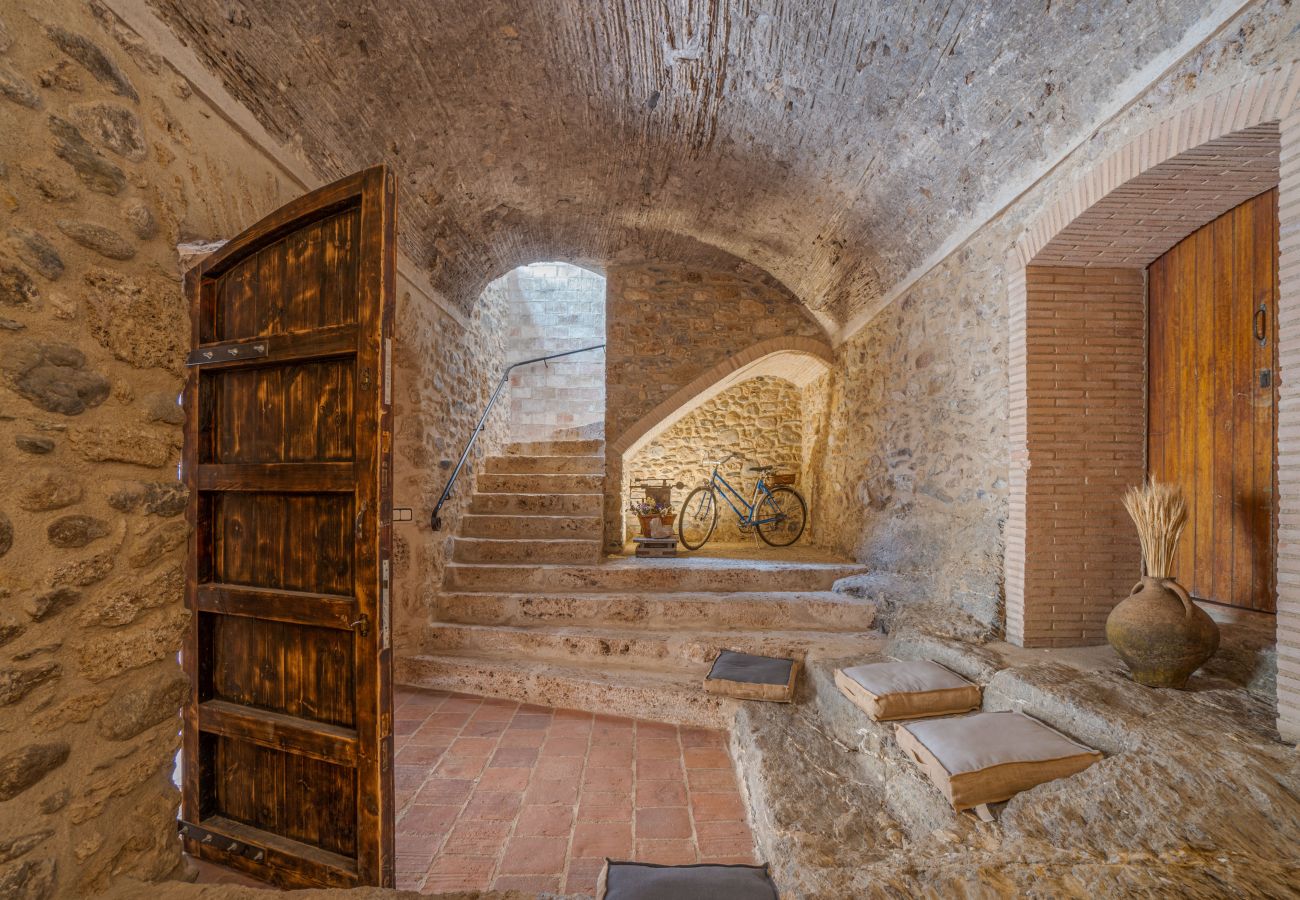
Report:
637,514,674,536
1105,576,1219,688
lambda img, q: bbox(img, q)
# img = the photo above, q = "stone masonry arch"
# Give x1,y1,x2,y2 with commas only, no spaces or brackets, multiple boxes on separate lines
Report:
604,337,834,551
1005,65,1300,741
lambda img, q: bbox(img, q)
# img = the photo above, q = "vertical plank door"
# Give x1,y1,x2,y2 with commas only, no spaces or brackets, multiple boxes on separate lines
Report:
179,166,396,887
1148,187,1277,613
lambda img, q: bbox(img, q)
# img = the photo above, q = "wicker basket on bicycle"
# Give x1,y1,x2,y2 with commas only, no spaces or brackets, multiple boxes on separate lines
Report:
768,471,797,486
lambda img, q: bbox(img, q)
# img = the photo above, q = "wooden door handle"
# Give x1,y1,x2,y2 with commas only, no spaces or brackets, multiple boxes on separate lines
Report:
1255,304,1268,346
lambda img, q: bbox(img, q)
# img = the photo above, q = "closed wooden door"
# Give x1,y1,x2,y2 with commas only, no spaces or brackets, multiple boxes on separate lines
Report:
1148,188,1277,613
180,167,396,886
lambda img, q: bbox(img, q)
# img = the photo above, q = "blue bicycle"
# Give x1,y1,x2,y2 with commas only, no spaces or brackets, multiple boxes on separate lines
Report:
677,451,808,549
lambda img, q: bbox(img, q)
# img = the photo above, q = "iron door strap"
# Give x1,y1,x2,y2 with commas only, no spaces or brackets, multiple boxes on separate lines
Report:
185,338,269,366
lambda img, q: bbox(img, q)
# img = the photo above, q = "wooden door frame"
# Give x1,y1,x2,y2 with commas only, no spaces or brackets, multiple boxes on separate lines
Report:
180,165,396,887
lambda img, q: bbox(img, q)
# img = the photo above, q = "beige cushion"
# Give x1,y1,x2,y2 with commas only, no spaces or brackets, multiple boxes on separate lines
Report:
895,711,1102,811
835,660,981,721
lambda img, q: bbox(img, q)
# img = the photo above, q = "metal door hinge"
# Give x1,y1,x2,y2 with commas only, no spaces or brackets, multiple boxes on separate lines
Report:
186,339,268,367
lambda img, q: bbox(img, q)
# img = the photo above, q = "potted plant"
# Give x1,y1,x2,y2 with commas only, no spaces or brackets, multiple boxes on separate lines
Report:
629,499,675,537
1105,480,1219,688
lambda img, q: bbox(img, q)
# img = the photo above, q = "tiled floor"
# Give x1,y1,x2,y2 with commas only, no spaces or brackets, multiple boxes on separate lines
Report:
394,687,757,895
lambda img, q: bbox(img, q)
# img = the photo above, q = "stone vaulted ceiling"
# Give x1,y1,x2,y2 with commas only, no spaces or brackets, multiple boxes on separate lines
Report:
148,0,1223,330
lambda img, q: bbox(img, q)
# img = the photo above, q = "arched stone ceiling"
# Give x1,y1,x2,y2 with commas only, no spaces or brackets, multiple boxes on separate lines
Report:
146,0,1228,328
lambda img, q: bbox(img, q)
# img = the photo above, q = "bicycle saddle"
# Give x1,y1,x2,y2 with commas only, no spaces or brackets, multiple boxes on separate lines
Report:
748,465,775,473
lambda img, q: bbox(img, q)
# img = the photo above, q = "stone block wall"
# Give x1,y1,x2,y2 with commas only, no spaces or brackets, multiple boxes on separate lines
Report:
625,376,802,543
391,280,507,652
603,262,824,550
501,262,605,442
0,2,303,895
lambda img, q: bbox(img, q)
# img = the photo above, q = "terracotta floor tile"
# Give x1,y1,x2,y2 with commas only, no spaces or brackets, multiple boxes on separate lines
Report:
583,766,633,791
578,791,634,822
441,818,512,856
635,838,698,864
524,777,582,806
683,747,732,769
570,821,633,858
688,767,740,791
497,836,568,875
691,791,747,821
534,755,584,781
497,729,548,748
636,778,688,807
413,778,474,806
492,874,561,892
385,690,754,897
565,856,608,894
540,736,590,757
490,746,539,768
636,757,684,780
398,804,458,836
636,806,693,839
511,804,572,838
477,766,532,792
461,790,523,821
634,738,680,759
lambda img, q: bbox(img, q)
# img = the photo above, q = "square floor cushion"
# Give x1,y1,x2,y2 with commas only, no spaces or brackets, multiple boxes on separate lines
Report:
895,710,1102,811
598,860,780,899
835,659,982,721
704,649,800,702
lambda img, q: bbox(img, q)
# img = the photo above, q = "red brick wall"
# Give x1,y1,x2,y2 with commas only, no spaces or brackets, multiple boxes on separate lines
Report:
1008,266,1147,647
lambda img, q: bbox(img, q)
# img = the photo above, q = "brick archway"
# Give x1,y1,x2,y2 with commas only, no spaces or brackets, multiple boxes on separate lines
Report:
1006,65,1300,741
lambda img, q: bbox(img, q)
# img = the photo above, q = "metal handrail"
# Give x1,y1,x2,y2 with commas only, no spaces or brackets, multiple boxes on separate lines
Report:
430,343,606,530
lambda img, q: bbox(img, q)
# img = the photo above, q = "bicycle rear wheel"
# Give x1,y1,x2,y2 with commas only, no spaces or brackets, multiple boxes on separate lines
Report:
755,486,807,547
678,487,718,550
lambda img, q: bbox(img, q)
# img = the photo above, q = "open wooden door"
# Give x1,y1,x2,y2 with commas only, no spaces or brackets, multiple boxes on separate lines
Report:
179,166,396,887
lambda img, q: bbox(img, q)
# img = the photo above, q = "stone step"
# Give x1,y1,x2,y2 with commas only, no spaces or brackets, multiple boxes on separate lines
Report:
451,537,602,565
421,623,877,672
484,454,604,475
442,560,866,594
397,653,736,728
476,472,604,494
459,514,603,540
505,439,605,457
468,492,603,516
434,590,877,632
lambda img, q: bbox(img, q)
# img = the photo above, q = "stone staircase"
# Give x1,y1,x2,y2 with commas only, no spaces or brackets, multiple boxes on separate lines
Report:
398,438,877,726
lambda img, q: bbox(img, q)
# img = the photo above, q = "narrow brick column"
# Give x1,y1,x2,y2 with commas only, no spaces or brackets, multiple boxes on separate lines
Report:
1274,113,1300,742
1007,266,1147,647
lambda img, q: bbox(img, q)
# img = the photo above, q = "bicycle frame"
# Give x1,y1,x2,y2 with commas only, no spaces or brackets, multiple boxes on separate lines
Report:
698,460,784,527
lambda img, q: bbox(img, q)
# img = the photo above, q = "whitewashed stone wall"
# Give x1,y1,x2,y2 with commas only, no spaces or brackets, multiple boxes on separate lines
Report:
626,376,802,543
501,262,605,442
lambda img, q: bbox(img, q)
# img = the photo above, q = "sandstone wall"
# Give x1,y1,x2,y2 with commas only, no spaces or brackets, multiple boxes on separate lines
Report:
502,262,605,443
625,376,802,543
391,277,507,651
0,2,303,895
810,0,1300,635
603,262,824,550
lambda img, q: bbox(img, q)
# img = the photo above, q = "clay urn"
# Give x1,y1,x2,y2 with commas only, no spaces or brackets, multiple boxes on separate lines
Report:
1106,480,1219,689
1106,576,1219,688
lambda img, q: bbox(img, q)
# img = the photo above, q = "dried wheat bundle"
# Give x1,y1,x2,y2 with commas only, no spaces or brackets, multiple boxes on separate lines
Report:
1122,480,1188,579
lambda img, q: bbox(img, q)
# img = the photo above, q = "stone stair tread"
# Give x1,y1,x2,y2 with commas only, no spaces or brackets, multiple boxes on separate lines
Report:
429,621,879,644
398,652,736,727
471,490,604,498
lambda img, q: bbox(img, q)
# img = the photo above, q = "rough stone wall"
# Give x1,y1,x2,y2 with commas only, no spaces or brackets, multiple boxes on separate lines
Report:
808,0,1300,637
391,279,507,651
603,262,824,550
0,2,303,896
502,262,605,443
626,376,801,543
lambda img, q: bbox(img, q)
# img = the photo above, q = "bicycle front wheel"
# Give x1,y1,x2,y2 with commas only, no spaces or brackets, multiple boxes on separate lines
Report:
755,486,807,547
678,487,718,551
